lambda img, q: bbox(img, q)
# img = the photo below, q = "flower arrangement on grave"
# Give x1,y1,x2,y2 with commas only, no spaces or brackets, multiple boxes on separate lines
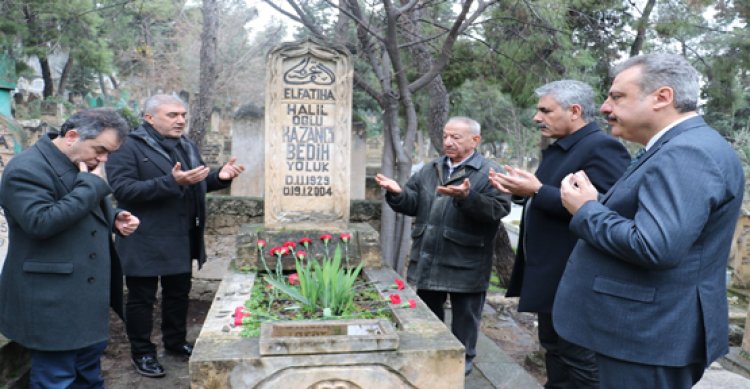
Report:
238,233,415,337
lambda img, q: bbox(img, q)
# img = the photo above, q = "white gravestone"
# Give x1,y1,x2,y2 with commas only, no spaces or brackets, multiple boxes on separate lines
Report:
263,39,353,230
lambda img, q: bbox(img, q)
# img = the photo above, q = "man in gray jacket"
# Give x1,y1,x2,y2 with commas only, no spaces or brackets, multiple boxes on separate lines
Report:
0,108,139,388
375,116,511,376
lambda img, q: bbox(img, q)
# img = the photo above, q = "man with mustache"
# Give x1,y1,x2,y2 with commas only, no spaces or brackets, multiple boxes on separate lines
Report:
375,116,511,376
0,108,139,387
555,54,744,388
489,80,629,388
106,95,244,377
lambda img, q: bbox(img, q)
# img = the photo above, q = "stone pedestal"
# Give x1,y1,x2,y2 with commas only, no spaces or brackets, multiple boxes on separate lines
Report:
235,222,382,272
190,267,465,389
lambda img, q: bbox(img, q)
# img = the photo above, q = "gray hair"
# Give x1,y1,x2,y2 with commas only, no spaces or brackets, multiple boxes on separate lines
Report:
612,53,699,113
446,116,481,135
59,108,129,142
535,80,597,121
143,94,187,116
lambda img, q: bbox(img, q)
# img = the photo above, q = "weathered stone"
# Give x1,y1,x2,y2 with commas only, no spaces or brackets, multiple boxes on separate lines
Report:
259,319,398,355
730,211,750,288
263,39,353,230
190,267,465,389
234,222,382,272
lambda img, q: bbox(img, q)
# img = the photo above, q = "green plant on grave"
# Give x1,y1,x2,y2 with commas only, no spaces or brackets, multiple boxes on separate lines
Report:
266,244,364,317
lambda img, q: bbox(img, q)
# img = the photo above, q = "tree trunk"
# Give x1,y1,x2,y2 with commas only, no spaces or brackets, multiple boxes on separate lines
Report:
493,225,516,287
39,56,54,98
109,74,119,90
57,56,73,97
98,73,110,102
630,0,656,57
189,0,219,151
399,3,449,154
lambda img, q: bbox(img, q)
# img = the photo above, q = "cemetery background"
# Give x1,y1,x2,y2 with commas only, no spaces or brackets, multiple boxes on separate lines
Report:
0,87,750,388
1,1,750,386
1,88,750,388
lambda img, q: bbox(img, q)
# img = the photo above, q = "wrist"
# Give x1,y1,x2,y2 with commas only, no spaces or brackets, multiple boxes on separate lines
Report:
532,184,542,197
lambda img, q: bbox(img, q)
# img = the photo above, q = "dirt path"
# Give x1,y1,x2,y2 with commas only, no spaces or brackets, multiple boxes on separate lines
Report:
101,300,211,388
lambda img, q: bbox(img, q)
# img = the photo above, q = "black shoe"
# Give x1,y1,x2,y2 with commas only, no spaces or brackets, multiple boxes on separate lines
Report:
165,343,193,357
464,359,474,376
132,355,165,378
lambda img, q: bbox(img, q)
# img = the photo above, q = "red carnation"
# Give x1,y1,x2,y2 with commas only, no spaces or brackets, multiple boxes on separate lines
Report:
288,273,300,285
339,232,351,243
389,294,402,305
234,306,251,326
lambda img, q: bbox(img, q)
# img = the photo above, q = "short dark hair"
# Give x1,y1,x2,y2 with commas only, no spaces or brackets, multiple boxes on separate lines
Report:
59,108,130,142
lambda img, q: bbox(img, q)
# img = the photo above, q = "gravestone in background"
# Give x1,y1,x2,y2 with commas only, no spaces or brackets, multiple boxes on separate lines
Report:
263,38,352,230
0,116,24,275
230,104,265,197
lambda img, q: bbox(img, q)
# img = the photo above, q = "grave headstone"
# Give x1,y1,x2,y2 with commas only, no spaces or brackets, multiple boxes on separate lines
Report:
0,117,24,275
730,212,750,288
350,121,366,200
230,104,264,197
263,39,352,230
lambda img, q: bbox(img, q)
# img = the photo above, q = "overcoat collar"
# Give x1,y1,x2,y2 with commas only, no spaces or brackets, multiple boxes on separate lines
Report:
435,151,482,185
130,124,200,175
35,134,109,224
549,121,602,152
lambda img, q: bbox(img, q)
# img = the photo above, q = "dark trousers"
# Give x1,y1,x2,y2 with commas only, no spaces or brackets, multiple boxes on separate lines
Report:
29,341,107,389
597,352,705,389
125,273,191,357
538,312,598,388
417,289,485,361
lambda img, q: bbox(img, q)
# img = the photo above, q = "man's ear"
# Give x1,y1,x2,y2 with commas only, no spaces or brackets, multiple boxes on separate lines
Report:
64,129,80,145
653,86,674,110
569,104,583,120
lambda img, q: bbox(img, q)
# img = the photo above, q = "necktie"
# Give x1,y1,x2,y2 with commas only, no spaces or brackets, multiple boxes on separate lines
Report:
629,148,646,169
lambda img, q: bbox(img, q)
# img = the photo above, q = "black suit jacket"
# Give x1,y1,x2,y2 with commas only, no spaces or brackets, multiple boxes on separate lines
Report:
506,122,629,313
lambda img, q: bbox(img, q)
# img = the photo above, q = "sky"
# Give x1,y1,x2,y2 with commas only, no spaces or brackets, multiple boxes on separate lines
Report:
246,0,298,39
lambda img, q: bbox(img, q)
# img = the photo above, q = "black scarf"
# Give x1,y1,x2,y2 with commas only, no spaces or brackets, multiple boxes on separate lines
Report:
142,122,200,233
142,123,191,169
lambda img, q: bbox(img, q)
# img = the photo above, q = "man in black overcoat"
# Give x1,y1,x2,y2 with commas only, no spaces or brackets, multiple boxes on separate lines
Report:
0,108,139,387
106,95,244,377
489,80,629,388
